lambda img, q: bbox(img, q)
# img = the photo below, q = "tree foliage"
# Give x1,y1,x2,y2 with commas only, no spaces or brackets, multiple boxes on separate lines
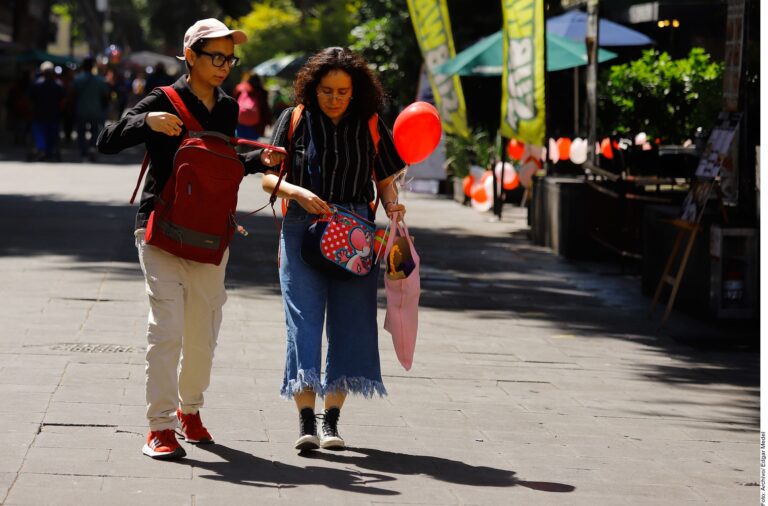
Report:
233,0,356,67
599,48,723,143
349,1,421,114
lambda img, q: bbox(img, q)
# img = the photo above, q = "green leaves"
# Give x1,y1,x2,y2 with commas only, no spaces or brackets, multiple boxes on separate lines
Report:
599,48,723,144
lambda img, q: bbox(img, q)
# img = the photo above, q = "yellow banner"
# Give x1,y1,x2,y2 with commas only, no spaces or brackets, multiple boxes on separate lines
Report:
500,0,545,145
407,0,469,137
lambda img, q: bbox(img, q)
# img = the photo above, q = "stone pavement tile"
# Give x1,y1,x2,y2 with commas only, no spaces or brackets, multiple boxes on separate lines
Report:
61,362,132,382
0,352,72,367
493,440,578,461
0,392,51,414
504,463,698,504
594,416,711,442
0,444,29,473
20,447,110,474
479,427,554,445
0,472,16,502
408,427,487,450
677,423,755,443
34,425,142,451
687,484,759,505
537,418,619,439
51,384,143,406
336,427,422,450
3,475,107,506
0,367,62,387
463,412,551,434
547,480,706,503
277,473,457,505
448,481,556,505
595,456,751,489
400,408,475,430
715,441,757,469
42,401,126,426
430,379,516,404
381,377,451,402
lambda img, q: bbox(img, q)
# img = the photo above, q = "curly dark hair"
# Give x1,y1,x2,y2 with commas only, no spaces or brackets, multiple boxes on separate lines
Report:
293,47,384,119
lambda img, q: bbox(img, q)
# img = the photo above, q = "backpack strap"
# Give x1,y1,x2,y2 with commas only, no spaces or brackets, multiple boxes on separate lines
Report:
157,85,203,132
130,153,150,204
368,113,380,155
276,105,306,214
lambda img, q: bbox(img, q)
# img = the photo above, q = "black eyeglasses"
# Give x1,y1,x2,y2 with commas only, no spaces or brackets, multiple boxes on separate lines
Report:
196,50,240,68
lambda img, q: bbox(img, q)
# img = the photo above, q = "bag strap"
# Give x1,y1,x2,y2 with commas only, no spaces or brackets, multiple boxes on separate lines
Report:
158,85,203,132
130,152,150,204
368,114,380,155
276,105,306,215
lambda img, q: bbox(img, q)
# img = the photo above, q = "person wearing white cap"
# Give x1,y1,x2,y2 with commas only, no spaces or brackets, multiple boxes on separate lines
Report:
27,61,65,161
97,18,280,460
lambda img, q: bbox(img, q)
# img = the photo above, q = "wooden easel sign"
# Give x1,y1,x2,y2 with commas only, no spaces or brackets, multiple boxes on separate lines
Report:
649,112,741,327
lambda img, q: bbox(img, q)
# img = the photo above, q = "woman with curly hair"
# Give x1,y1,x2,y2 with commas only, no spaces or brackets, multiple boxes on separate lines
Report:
259,47,406,451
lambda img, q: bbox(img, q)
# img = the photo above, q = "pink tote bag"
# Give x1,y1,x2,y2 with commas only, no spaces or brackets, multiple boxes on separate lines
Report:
382,216,420,370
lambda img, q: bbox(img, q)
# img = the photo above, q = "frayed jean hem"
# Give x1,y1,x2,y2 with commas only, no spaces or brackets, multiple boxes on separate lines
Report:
281,368,324,399
323,376,388,398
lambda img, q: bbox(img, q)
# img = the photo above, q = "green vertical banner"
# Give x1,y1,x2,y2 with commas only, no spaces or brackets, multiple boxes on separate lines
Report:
500,0,545,145
407,0,470,137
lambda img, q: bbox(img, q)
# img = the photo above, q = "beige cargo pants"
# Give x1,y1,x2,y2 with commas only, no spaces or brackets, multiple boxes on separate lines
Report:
135,229,228,431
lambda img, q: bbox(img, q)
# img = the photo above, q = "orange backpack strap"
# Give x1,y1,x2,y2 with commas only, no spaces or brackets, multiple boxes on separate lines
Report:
287,104,304,143
276,105,305,213
368,113,380,155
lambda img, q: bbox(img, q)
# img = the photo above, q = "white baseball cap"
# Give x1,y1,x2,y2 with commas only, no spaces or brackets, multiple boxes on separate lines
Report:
39,61,55,72
176,18,247,60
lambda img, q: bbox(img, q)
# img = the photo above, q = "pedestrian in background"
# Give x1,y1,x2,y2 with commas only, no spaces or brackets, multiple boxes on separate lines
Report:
233,73,271,139
260,46,406,451
97,18,277,460
71,57,110,161
27,61,65,161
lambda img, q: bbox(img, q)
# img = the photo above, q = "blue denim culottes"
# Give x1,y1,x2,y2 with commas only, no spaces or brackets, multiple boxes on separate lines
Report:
278,202,387,399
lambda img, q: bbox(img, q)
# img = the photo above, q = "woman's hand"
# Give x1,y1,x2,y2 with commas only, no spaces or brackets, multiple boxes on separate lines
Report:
146,112,183,136
260,148,285,167
383,201,406,220
294,188,332,215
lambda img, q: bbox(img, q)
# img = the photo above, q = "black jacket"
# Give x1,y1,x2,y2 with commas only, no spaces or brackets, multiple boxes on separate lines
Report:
97,76,266,230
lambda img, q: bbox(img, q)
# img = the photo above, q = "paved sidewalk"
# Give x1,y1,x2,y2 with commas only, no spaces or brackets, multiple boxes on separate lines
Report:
0,159,759,505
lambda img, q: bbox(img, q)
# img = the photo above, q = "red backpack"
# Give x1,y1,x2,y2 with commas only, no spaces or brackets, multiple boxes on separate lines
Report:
130,86,284,265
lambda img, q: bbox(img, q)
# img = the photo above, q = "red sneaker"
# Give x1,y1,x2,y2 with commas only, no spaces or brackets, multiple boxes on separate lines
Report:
142,429,186,459
176,408,214,444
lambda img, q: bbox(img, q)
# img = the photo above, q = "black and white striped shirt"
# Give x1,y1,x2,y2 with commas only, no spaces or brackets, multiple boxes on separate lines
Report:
270,106,405,203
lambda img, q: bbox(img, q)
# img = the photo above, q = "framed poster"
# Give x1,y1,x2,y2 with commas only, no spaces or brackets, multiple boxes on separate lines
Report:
695,112,741,179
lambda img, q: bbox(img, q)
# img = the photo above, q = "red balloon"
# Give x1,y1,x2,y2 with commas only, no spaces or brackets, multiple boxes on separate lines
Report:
462,175,474,197
557,138,572,161
601,138,614,159
506,139,525,161
393,102,442,165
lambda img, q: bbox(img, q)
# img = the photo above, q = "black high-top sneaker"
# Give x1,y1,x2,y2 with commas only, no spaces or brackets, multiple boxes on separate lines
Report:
319,407,345,449
295,407,320,451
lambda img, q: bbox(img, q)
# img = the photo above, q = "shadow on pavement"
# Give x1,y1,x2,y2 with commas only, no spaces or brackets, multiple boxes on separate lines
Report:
184,444,575,495
179,443,398,495
303,446,575,493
